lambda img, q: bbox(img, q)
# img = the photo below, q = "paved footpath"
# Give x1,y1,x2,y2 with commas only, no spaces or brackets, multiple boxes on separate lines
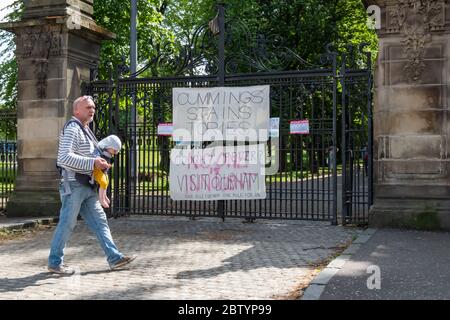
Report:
319,229,450,300
0,216,359,300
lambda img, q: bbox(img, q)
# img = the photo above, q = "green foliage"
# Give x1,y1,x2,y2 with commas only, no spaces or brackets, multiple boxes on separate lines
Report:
0,1,23,111
206,0,377,71
93,0,178,78
0,58,17,110
0,0,378,109
91,0,377,77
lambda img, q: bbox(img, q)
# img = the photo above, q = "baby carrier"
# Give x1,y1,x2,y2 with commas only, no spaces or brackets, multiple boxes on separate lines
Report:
57,119,100,195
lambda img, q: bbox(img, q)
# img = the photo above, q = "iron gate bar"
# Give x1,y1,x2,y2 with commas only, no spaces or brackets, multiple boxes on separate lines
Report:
216,3,226,221
366,52,374,210
331,50,339,225
340,53,347,225
338,44,373,225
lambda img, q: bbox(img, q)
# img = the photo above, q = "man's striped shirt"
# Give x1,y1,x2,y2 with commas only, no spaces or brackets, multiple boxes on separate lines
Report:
57,117,97,181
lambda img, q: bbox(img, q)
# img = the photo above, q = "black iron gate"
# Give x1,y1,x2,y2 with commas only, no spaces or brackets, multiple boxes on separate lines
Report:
0,110,17,211
84,7,372,225
341,49,373,225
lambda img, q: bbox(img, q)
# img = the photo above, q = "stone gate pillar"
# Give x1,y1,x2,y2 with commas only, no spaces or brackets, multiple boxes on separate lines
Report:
366,0,450,229
0,0,114,217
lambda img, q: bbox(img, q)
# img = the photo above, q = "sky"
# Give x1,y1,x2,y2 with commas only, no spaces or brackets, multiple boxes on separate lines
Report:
0,0,15,21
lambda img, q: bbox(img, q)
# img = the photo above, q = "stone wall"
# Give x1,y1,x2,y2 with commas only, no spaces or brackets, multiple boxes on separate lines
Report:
0,0,114,217
366,0,450,229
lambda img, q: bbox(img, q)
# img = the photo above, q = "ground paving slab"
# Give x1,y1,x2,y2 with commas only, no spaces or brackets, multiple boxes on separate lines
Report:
0,216,359,300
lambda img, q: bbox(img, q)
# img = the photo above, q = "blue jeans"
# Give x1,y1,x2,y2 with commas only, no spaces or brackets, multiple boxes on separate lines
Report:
48,181,124,268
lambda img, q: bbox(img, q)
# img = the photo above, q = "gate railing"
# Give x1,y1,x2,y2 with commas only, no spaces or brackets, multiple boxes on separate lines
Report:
0,110,17,211
340,45,373,225
85,62,373,224
83,4,373,225
85,68,344,222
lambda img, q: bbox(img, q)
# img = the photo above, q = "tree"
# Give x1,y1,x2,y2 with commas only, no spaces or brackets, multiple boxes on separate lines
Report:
0,0,377,107
0,1,22,140
154,0,378,74
92,0,177,78
0,1,22,112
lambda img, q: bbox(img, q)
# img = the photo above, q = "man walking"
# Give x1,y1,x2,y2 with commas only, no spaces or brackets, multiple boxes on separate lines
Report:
48,95,136,274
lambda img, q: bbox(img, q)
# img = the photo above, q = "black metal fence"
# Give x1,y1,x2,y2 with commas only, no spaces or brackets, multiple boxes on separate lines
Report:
341,52,373,225
0,110,17,211
88,71,340,222
84,5,373,225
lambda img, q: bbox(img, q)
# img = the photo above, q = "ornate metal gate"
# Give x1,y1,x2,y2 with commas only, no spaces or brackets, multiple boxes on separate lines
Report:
84,7,372,225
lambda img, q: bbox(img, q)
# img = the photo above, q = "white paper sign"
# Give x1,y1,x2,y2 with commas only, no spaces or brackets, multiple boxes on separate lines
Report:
290,120,309,135
269,117,280,137
169,144,267,200
157,123,173,136
172,86,270,142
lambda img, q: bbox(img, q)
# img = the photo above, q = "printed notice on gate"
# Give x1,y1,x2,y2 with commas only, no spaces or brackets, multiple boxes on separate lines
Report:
169,144,267,200
269,117,280,137
290,119,309,135
157,123,173,136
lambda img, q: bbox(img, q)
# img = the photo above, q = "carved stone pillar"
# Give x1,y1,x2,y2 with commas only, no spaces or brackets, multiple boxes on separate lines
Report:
0,0,114,217
365,0,450,229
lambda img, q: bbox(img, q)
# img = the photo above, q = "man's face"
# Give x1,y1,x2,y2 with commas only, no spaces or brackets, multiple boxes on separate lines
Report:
74,98,95,125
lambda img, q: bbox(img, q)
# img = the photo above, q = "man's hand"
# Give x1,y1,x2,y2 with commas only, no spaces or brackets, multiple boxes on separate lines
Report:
94,157,111,170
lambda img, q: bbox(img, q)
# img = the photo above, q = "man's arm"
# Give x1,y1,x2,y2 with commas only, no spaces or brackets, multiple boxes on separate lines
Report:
57,124,95,173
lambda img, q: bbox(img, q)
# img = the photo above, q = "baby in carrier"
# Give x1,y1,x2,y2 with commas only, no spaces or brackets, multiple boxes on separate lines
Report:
93,135,122,208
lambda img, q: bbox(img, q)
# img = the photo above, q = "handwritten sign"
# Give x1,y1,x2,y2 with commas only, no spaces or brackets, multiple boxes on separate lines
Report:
290,120,309,135
172,86,270,142
169,144,267,200
157,123,173,136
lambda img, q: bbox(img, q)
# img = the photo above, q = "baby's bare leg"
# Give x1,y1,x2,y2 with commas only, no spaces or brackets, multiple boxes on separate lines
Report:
99,187,109,208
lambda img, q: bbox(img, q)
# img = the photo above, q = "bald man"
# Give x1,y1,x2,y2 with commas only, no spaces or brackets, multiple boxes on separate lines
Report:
48,96,136,274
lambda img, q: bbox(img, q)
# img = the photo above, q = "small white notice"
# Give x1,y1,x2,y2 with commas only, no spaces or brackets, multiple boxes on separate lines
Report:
157,123,173,136
269,117,280,138
290,120,309,135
